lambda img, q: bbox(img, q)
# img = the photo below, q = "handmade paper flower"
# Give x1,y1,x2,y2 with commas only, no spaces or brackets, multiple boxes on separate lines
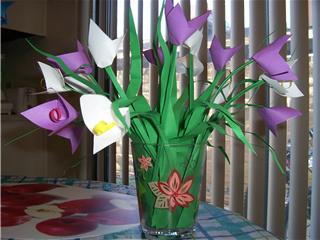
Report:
258,106,301,135
252,35,298,81
1,1,13,25
48,41,92,74
21,94,83,153
143,47,164,65
176,55,204,76
88,19,123,68
260,59,303,98
209,35,241,71
184,29,203,55
138,155,152,171
149,170,194,211
80,94,130,154
1,206,32,227
37,62,69,93
165,0,210,45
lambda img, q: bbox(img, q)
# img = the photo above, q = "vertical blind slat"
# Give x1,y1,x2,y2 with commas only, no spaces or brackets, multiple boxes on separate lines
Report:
311,0,320,238
195,0,208,201
108,0,118,183
229,0,245,215
287,0,309,238
266,0,287,237
248,0,266,227
149,0,159,108
96,0,107,181
211,0,226,207
122,0,130,185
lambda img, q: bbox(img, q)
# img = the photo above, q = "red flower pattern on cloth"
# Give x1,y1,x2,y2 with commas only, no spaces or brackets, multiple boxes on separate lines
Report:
1,184,139,237
149,170,194,211
138,155,152,171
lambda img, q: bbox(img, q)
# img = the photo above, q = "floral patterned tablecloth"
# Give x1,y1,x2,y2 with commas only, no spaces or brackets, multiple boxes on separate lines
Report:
1,176,276,239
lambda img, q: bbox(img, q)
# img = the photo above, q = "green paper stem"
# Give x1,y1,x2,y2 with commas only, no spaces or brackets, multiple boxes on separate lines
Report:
105,66,128,100
189,54,194,109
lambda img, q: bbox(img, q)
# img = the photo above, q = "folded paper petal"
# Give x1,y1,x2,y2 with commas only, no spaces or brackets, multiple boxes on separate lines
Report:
258,106,301,135
88,19,123,68
260,59,303,98
209,36,241,71
184,29,203,55
47,41,92,74
252,35,298,81
165,0,210,45
65,74,95,94
80,94,130,154
176,55,204,76
21,94,81,153
143,48,164,65
38,62,69,93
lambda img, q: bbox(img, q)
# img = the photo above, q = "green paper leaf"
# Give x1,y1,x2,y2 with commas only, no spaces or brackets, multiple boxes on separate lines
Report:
126,8,142,98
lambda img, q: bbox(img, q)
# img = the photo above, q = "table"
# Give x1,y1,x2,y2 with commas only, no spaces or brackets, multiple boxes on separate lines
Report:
1,176,277,239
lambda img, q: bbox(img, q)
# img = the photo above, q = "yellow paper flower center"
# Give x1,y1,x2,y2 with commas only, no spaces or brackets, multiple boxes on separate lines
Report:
93,120,117,136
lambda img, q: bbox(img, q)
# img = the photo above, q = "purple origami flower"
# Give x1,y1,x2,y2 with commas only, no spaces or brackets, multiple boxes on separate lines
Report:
143,48,164,65
209,35,242,71
258,106,301,135
165,0,210,45
48,41,92,74
21,94,83,153
252,35,298,81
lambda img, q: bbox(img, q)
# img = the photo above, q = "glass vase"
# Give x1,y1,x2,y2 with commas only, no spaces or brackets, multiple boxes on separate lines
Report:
131,142,206,239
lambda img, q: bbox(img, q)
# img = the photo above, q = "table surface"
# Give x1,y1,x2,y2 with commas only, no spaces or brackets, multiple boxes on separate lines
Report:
1,176,277,239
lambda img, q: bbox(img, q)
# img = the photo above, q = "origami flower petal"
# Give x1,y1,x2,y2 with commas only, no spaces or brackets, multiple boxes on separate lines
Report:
47,41,92,74
209,36,241,71
258,106,301,135
176,55,204,76
21,94,81,153
88,19,123,68
64,74,96,94
260,59,303,98
38,62,69,93
184,29,203,55
165,0,210,45
143,47,164,65
80,94,130,154
252,35,298,81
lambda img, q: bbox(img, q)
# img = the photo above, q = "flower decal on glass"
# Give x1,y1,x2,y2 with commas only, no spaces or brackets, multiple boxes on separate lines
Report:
138,155,152,171
149,170,194,211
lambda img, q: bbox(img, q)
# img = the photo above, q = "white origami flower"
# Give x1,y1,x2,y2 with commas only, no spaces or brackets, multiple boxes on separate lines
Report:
184,29,203,55
37,62,95,94
80,94,130,154
260,59,303,98
88,19,123,68
38,62,69,93
176,55,204,76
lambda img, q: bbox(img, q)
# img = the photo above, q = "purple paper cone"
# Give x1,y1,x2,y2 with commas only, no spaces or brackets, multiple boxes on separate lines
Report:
209,35,242,70
143,48,164,65
21,94,81,153
258,106,301,135
165,0,210,45
252,35,298,81
48,41,92,74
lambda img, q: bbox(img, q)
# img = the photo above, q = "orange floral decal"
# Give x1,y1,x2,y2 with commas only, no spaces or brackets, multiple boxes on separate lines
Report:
138,155,152,171
149,170,194,211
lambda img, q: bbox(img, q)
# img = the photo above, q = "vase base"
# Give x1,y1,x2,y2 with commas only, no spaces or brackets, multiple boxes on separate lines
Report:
142,225,195,239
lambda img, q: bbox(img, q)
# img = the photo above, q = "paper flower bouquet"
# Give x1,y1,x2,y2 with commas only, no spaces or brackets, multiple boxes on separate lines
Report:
22,0,302,237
